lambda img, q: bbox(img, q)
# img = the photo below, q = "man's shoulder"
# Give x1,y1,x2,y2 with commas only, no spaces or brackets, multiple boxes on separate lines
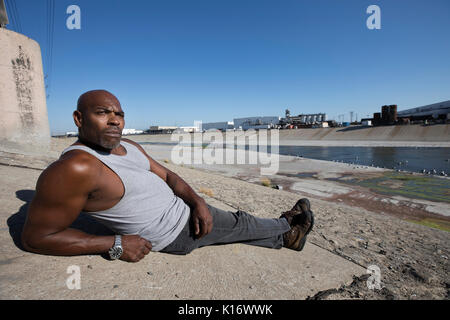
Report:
46,149,103,181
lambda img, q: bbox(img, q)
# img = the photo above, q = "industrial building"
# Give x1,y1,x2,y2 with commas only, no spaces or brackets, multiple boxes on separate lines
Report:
148,126,178,134
233,116,280,130
174,126,200,133
371,100,450,126
279,110,329,128
371,104,398,126
397,100,450,121
201,121,234,131
292,113,327,124
145,100,449,135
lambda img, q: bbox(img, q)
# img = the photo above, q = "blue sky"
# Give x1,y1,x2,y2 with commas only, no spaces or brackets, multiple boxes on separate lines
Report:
6,0,450,134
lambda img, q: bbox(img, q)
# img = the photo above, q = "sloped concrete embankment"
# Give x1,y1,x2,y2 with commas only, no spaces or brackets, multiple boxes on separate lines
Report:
0,152,365,300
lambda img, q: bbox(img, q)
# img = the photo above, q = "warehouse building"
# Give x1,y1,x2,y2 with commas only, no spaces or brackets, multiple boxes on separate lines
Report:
397,100,450,120
202,121,234,131
233,116,280,130
372,100,450,126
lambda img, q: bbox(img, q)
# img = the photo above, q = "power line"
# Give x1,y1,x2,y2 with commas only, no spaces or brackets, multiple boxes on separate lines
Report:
4,0,15,31
45,0,55,99
10,0,21,33
5,0,21,33
45,0,50,96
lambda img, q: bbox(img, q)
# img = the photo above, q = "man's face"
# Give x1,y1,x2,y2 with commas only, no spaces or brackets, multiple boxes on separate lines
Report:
74,93,125,150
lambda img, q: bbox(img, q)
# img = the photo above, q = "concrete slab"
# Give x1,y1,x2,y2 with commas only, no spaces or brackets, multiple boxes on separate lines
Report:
0,161,365,300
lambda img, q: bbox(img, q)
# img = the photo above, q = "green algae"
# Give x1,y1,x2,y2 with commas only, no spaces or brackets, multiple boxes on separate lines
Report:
335,172,450,204
406,218,450,232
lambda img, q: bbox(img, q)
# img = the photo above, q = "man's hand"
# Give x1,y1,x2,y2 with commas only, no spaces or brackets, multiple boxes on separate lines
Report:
192,200,213,239
120,235,152,263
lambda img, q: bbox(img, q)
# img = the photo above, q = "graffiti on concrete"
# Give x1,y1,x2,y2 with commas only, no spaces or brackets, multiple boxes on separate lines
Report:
11,45,35,131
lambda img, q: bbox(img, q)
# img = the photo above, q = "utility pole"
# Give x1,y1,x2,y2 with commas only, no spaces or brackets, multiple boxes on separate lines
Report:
350,111,354,123
0,0,9,27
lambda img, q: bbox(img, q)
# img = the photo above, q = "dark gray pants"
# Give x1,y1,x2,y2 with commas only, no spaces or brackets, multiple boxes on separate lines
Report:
161,204,291,255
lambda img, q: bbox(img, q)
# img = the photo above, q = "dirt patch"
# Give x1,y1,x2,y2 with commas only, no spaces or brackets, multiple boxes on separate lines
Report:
306,274,396,300
378,180,404,189
327,189,450,225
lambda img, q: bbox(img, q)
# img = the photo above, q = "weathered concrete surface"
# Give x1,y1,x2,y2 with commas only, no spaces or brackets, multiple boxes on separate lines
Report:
0,28,50,154
0,156,365,300
278,124,450,143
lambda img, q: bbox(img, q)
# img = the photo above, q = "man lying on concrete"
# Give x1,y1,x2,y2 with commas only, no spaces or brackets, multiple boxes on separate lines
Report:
21,90,314,262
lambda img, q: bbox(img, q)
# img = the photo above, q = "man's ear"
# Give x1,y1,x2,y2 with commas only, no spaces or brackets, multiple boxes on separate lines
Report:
73,110,82,128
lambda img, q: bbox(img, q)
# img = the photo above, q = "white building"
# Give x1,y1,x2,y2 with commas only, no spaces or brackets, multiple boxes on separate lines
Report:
233,116,280,130
397,100,450,118
201,121,234,131
175,126,200,133
122,128,144,135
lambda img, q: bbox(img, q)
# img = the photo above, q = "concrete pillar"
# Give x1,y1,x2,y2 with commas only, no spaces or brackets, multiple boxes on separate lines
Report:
0,28,50,154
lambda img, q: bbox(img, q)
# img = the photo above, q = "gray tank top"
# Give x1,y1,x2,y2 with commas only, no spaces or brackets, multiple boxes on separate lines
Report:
61,140,190,251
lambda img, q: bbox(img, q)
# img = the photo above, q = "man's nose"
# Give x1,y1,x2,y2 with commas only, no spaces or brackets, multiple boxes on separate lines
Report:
107,113,121,125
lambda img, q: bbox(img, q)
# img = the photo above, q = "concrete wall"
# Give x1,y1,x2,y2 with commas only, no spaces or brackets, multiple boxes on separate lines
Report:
0,28,50,154
279,124,450,142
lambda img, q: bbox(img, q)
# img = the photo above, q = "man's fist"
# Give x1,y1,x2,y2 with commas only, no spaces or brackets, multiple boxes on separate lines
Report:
120,235,152,262
192,201,213,239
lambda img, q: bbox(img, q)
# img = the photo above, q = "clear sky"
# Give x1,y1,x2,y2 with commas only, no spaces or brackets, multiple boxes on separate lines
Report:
5,0,450,134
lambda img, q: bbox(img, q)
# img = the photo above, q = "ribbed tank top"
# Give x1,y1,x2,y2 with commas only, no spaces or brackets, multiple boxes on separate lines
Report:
61,140,190,251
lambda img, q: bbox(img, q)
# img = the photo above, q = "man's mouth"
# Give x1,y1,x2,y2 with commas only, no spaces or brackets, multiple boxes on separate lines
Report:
104,130,122,138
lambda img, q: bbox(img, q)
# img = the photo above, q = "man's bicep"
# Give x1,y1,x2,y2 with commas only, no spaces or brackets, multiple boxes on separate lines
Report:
25,189,87,235
23,166,92,237
148,156,171,181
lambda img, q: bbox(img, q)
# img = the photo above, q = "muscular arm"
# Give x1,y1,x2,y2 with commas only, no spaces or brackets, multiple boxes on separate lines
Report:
21,154,115,256
21,152,151,262
124,139,213,237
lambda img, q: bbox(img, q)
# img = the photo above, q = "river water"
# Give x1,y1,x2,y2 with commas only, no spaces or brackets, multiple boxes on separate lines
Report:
139,142,450,175
278,146,450,175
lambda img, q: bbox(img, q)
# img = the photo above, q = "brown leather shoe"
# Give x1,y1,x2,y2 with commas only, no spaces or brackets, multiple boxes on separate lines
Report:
292,198,311,214
281,199,314,251
279,198,311,224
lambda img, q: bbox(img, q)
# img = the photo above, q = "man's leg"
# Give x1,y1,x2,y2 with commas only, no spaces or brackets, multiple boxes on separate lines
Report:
160,204,291,255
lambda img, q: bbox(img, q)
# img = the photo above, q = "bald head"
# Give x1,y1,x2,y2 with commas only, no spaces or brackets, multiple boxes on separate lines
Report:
77,90,121,113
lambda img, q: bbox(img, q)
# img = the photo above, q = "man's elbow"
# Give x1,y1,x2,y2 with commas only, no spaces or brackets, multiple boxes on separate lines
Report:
21,240,35,253
21,234,35,252
21,232,44,253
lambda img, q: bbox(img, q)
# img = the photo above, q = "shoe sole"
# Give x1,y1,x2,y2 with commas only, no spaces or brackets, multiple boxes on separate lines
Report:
296,210,315,251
